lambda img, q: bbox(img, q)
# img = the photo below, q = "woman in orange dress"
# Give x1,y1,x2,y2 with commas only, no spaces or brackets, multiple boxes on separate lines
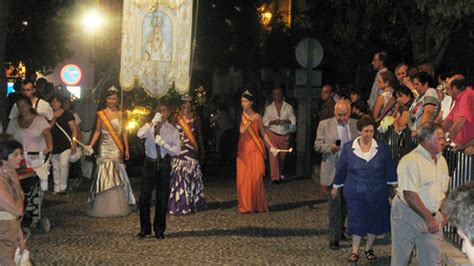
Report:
237,90,276,214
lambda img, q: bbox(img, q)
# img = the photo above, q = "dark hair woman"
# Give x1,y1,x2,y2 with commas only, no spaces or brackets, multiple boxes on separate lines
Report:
236,90,276,214
50,92,78,194
86,86,136,217
0,140,26,265
6,95,53,192
332,116,397,263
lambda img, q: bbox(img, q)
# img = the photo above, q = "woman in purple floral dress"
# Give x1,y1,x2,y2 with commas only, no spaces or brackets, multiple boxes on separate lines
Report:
168,99,207,215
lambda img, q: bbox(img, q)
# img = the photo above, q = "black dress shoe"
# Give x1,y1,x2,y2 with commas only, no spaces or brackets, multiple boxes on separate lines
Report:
136,231,151,239
272,180,281,185
329,241,340,250
155,233,165,240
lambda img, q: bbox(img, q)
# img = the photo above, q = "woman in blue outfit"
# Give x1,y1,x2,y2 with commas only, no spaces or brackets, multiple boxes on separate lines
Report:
331,116,397,264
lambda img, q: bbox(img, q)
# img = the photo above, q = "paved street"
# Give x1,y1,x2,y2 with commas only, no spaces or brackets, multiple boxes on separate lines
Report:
28,165,395,265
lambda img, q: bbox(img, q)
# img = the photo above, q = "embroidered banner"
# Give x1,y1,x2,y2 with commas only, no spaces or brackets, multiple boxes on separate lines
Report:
120,0,193,97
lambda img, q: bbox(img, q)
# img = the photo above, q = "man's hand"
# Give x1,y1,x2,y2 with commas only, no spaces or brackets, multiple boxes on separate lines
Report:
151,112,162,125
124,150,130,161
331,187,338,199
440,212,449,227
330,144,341,153
465,145,474,155
155,135,165,146
270,147,279,157
84,145,94,156
425,215,440,234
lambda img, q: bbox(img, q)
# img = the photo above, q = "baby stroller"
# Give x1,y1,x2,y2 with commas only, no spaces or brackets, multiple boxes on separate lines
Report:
17,159,51,238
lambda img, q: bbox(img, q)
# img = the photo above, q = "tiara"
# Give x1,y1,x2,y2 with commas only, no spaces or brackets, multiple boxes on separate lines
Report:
242,90,253,97
181,94,192,101
107,86,119,92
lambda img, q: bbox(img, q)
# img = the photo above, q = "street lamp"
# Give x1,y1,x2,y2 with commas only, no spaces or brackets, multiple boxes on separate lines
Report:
81,9,104,34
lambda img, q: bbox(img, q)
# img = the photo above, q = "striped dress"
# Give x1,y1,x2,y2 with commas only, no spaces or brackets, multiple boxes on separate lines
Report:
168,120,207,215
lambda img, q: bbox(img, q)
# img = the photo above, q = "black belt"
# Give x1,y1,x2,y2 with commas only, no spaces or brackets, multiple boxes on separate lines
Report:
145,156,157,162
269,131,288,137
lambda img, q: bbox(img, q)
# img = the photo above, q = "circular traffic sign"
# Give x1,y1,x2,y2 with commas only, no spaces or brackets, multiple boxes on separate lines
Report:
60,64,82,86
295,38,324,69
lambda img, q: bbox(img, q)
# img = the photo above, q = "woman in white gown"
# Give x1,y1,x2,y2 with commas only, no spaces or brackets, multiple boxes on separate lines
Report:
87,87,136,217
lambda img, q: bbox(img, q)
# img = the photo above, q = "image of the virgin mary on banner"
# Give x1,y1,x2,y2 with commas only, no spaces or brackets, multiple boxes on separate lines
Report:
142,12,173,61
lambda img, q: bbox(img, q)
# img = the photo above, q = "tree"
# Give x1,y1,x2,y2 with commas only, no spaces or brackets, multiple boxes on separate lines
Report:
0,0,8,131
5,0,74,73
305,0,474,69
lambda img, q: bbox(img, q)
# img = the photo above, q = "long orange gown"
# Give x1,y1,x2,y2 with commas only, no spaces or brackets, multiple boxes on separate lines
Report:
236,116,268,213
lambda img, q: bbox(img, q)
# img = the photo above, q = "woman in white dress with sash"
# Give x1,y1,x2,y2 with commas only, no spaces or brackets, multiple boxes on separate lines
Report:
87,87,136,217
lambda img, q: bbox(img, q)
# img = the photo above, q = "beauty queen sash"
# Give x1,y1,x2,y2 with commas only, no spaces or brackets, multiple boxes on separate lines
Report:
241,113,264,156
177,114,198,151
97,111,124,154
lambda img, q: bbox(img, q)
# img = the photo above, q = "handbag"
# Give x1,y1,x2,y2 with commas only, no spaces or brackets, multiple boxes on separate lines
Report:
55,122,82,163
15,247,32,266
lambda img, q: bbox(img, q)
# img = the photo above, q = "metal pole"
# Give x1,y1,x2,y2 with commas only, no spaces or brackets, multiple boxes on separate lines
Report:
188,0,200,93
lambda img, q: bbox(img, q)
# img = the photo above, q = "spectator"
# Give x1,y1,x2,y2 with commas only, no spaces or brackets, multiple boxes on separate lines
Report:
50,93,78,194
212,102,235,164
349,88,362,104
393,86,414,133
6,96,53,191
442,75,474,148
314,100,358,250
391,122,449,265
445,181,474,264
35,78,47,99
0,140,26,265
401,67,419,96
372,71,397,122
368,51,389,109
7,80,22,118
42,82,55,103
409,72,440,136
351,100,370,119
416,62,435,79
262,86,296,184
332,117,397,263
77,91,98,179
9,79,53,122
318,84,336,121
394,63,409,85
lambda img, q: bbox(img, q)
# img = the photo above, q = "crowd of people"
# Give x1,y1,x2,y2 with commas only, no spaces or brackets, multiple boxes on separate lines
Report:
0,49,473,264
314,51,474,264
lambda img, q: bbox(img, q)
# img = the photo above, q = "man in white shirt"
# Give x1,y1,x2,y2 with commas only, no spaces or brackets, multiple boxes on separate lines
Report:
9,79,54,121
391,122,449,265
136,108,161,239
136,101,181,240
262,87,296,184
368,52,389,109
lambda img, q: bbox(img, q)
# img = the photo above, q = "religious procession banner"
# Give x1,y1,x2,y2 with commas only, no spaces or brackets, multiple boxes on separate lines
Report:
120,0,193,97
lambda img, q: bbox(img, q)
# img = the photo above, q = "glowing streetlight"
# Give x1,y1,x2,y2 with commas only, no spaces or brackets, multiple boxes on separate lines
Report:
82,9,104,34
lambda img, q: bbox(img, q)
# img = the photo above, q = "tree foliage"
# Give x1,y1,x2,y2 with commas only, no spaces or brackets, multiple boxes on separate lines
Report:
305,0,474,69
5,0,74,72
195,0,294,71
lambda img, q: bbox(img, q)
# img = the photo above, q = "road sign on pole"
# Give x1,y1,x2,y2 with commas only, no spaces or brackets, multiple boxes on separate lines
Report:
60,64,82,86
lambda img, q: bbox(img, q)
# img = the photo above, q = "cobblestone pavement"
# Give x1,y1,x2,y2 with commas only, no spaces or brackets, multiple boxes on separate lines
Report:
28,166,396,265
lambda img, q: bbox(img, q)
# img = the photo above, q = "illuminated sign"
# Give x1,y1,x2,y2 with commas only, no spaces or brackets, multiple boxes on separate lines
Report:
60,64,82,86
